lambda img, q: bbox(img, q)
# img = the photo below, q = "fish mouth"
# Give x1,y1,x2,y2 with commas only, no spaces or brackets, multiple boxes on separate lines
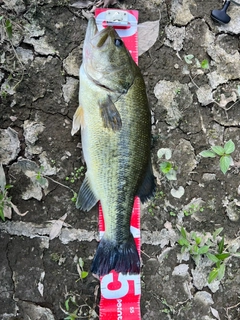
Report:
84,18,98,44
85,18,116,48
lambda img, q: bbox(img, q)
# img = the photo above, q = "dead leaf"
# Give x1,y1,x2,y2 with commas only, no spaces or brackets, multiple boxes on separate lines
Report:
49,213,68,240
210,307,221,320
82,9,94,20
138,20,159,56
164,221,172,230
170,186,185,199
71,1,94,9
103,0,117,7
0,163,6,192
96,0,117,7
219,92,237,108
10,202,29,216
3,205,12,219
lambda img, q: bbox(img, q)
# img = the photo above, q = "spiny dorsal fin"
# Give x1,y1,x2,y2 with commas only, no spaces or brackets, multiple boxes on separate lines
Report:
76,174,98,211
99,95,122,131
71,106,85,136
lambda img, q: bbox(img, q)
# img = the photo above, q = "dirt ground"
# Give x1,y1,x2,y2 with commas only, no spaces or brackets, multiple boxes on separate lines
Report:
0,0,240,319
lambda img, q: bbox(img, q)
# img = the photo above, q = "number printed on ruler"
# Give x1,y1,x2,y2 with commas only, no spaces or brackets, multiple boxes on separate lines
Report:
101,272,141,299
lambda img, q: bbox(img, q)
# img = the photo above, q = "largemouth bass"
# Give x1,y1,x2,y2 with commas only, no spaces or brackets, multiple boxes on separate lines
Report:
71,17,155,276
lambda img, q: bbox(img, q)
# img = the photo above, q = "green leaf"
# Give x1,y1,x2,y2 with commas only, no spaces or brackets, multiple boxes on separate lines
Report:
166,169,177,181
0,163,6,192
160,162,172,174
206,252,220,263
180,227,187,239
201,59,209,69
5,184,13,190
217,263,225,281
81,271,88,279
0,16,4,21
220,155,231,174
224,139,235,154
215,253,230,261
157,148,172,160
0,207,5,221
213,227,223,240
218,237,224,254
184,54,194,64
211,145,225,156
178,238,189,247
195,237,202,245
5,19,12,38
192,244,199,254
199,150,216,158
208,268,219,283
65,298,70,311
233,252,240,258
198,246,209,255
78,257,84,269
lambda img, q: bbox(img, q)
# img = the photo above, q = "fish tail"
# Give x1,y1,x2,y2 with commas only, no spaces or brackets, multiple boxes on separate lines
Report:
91,234,140,276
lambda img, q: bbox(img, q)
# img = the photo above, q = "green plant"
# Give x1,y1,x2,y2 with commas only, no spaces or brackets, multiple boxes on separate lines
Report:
147,190,165,214
61,291,98,320
34,166,78,203
200,139,235,174
0,16,12,38
177,227,240,283
0,183,13,221
0,163,28,220
184,54,209,70
65,167,85,183
64,296,79,320
178,227,209,265
183,203,204,216
157,148,177,180
207,236,230,283
76,257,88,282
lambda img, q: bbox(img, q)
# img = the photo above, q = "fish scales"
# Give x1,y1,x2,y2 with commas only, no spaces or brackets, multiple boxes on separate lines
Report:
72,18,155,276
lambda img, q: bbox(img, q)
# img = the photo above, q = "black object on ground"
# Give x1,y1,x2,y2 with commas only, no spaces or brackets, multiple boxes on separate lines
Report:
211,0,231,24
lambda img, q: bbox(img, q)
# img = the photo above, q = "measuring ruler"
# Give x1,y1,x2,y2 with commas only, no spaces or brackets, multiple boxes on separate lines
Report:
95,8,141,320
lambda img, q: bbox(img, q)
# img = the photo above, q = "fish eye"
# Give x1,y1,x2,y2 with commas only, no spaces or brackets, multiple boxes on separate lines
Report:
114,38,123,47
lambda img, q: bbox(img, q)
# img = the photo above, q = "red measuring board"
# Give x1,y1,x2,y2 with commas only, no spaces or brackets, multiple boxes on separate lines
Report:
95,9,141,320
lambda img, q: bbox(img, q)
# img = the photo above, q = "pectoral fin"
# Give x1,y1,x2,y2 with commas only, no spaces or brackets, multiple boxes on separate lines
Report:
99,95,122,131
137,162,156,203
71,106,85,136
76,174,98,211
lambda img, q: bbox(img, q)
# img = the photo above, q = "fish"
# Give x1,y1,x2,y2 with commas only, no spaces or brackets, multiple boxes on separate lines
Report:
71,17,155,276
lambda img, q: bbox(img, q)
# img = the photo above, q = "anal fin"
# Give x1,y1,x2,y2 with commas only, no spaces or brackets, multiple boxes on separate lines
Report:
76,175,98,211
99,95,122,131
71,106,85,136
137,162,156,203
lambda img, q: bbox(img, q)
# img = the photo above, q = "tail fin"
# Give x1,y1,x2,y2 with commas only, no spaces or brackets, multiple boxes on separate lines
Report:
91,234,140,276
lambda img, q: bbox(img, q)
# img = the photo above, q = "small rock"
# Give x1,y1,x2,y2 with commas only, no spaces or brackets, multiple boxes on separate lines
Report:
23,120,45,156
171,0,195,25
172,264,189,277
63,46,82,77
194,291,214,306
0,128,20,165
202,174,216,182
196,85,214,106
62,77,78,103
164,25,186,51
17,301,55,320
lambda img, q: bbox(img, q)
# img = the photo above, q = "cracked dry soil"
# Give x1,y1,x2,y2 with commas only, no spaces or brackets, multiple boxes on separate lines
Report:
0,0,240,319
